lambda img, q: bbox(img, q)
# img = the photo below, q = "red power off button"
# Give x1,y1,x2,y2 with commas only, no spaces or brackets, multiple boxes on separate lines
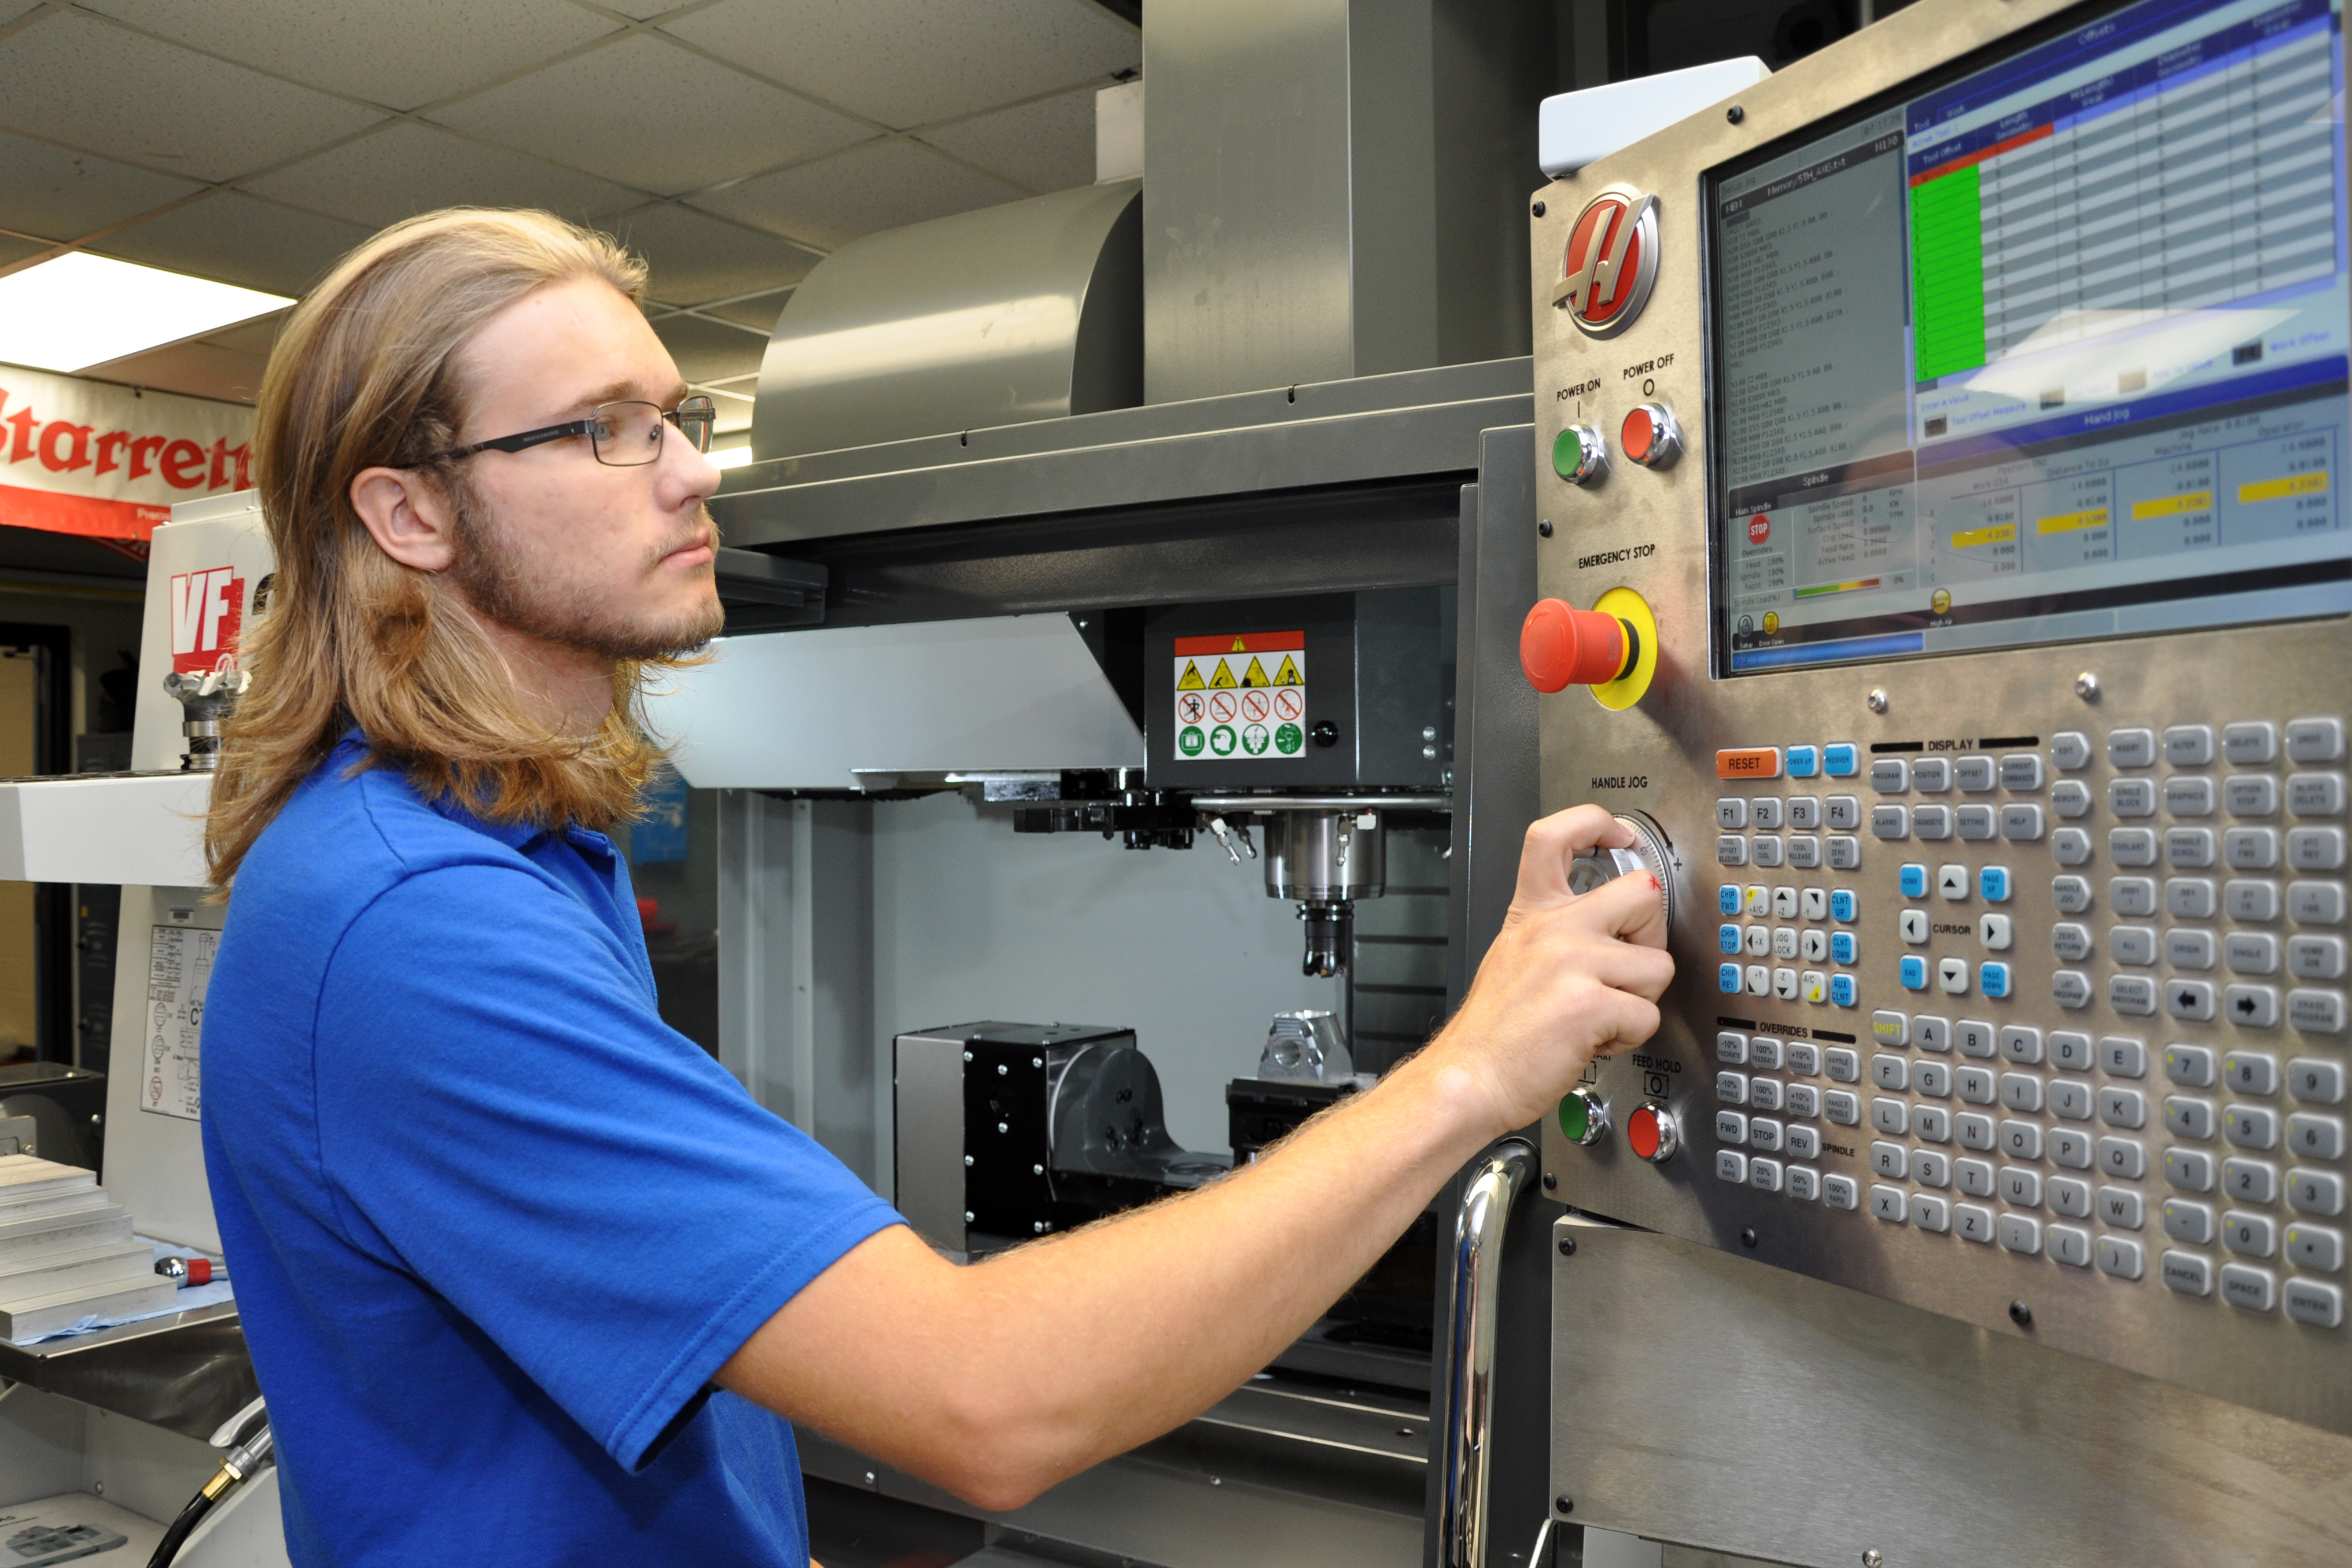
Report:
1619,403,1682,468
1520,599,1636,693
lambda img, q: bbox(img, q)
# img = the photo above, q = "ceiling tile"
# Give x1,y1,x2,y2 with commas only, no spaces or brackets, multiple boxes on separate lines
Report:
98,191,374,297
80,336,273,405
919,88,1095,195
0,129,205,242
241,122,641,230
76,0,619,112
0,12,384,182
647,310,768,389
689,139,1026,253
663,0,1138,130
0,235,47,270
601,202,820,308
197,311,290,356
695,287,794,334
428,34,870,197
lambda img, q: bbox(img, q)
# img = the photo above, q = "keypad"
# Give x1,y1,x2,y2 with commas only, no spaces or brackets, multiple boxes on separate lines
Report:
1691,715,2348,1334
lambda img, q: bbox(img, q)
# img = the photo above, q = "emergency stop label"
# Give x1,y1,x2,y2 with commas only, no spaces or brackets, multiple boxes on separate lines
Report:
143,924,216,1122
1173,632,1305,760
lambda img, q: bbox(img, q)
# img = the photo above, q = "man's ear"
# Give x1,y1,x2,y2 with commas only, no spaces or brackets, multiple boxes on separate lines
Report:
349,467,458,573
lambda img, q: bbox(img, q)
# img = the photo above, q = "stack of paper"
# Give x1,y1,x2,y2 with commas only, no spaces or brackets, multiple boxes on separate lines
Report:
0,1154,175,1341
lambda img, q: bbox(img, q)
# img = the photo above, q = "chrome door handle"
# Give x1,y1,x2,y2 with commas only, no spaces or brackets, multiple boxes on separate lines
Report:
1440,1138,1534,1568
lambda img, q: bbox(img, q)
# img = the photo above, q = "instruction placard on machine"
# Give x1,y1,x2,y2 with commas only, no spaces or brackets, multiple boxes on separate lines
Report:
1173,632,1306,760
145,925,216,1121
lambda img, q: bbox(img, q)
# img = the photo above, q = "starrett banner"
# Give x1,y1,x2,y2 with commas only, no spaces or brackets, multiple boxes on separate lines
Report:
0,363,255,542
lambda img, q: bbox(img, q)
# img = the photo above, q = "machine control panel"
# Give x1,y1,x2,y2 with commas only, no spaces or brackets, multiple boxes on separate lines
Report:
1529,0,2351,1432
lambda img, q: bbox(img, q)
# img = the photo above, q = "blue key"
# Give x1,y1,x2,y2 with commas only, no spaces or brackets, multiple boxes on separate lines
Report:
1720,923,1743,954
1831,889,1857,922
1720,963,1743,994
1899,863,1928,898
1979,866,2011,902
1980,962,2012,998
1831,932,1857,965
1787,745,1821,778
1720,884,1743,916
1900,955,1928,990
1824,743,1859,776
1830,975,1858,1007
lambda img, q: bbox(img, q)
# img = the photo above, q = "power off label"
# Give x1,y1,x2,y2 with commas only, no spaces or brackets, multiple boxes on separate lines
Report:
1173,631,1305,760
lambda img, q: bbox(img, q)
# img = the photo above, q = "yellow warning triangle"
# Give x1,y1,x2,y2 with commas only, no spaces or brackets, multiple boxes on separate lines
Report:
1241,656,1269,687
1230,637,1247,653
1176,660,1206,690
1272,654,1302,686
1208,659,1238,688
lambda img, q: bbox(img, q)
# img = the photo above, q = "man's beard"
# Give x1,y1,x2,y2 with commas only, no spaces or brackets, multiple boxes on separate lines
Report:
443,469,726,660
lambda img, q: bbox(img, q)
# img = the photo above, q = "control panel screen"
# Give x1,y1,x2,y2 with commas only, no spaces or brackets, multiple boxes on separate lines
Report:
1709,0,2351,675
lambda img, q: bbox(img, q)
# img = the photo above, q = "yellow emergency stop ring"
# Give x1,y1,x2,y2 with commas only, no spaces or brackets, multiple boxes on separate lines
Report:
1590,586,1658,711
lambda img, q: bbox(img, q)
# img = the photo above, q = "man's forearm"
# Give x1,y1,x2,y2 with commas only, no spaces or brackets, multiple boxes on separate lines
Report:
722,1043,1503,1509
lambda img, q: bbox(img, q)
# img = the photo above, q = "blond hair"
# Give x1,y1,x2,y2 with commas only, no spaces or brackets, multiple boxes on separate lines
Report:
205,208,675,890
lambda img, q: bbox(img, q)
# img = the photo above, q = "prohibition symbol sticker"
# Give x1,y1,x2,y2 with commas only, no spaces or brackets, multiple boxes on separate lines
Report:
1171,631,1305,764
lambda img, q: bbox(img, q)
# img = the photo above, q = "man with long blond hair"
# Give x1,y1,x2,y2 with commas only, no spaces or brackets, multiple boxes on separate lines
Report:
200,207,1673,1565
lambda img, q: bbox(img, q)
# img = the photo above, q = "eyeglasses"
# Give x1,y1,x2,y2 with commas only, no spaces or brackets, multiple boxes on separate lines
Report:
430,395,718,468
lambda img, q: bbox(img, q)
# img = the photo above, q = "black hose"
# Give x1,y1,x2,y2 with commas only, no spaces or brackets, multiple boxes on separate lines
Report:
143,1493,215,1568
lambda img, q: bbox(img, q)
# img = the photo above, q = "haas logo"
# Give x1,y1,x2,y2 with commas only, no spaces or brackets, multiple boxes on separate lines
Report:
170,567,244,675
1554,186,1661,339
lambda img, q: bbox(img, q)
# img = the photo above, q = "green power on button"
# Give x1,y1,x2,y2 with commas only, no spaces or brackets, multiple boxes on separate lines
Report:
1551,426,1585,480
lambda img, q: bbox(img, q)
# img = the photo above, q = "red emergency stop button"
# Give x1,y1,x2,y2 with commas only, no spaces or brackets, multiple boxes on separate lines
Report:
1625,1103,1679,1163
1521,599,1636,693
1619,403,1682,468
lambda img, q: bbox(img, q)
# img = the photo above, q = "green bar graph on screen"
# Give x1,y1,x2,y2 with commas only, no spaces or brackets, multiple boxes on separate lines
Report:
1911,164,1987,382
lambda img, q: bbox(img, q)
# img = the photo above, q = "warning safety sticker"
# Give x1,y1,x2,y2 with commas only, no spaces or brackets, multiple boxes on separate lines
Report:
1173,631,1305,760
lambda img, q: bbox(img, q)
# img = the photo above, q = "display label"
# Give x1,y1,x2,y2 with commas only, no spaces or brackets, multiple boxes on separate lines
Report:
1173,632,1305,760
143,923,215,1122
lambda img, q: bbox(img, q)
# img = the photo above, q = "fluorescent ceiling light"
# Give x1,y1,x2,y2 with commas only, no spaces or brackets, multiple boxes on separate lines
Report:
708,445,756,469
0,251,292,373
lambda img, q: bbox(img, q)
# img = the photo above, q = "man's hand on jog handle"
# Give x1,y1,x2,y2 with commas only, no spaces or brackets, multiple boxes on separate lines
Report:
1424,804,1677,1139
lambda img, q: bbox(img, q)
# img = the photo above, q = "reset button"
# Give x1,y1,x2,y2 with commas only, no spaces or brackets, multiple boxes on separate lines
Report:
1717,748,1783,780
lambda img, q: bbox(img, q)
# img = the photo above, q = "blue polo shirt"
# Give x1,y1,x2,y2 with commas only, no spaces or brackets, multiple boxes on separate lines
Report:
201,734,901,1565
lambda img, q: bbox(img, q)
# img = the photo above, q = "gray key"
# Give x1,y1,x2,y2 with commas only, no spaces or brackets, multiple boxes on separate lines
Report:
2167,928,2218,969
1787,796,1821,830
2223,722,2277,766
2002,803,2045,841
2164,1044,2218,1087
2288,826,2347,871
2160,1249,2213,1296
2166,877,2218,919
1998,1213,2043,1254
2052,875,2093,913
2052,780,2093,819
1871,804,1909,840
2224,985,2280,1028
2165,1147,2216,1191
2166,1095,2218,1139
2110,778,2157,816
2049,1128,2093,1168
2289,1168,2345,1216
2000,754,2044,792
1871,758,1909,793
1827,835,1861,870
2285,717,2346,764
2165,724,2215,767
2287,1112,2346,1159
2166,776,2216,816
2290,934,2348,980
1955,755,1996,791
2111,925,2158,966
2052,731,2092,771
2098,1186,2144,1228
2223,1157,2279,1204
1913,803,1953,840
2167,827,2217,867
2292,772,2347,817
2163,1199,2216,1243
2098,1136,2147,1179
2109,728,2156,768
2290,881,2347,923
2287,1221,2344,1271
1912,757,1950,792
2169,977,2218,1020
2289,987,2347,1032
2099,1036,2147,1077
2099,1087,2148,1128
2110,974,2158,1014
1957,1114,1996,1151
2289,1057,2347,1102
2227,879,2281,922
2110,828,2159,866
2000,1074,2045,1114
1957,805,1997,841
1827,796,1861,831
2049,1176,2093,1219
2220,1263,2277,1312
1751,797,1786,830
2225,827,2279,870
2285,1279,2344,1328
2225,1051,2280,1096
2096,1235,2145,1279
2226,774,2280,817
2224,1210,2277,1256
2053,923,2093,962
2111,877,2158,916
